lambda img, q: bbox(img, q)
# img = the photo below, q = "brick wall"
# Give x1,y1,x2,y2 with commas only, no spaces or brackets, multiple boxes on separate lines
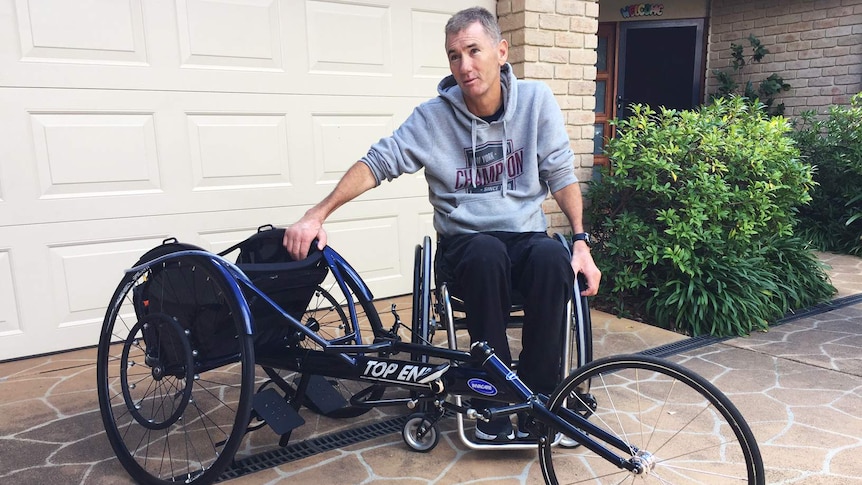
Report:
708,0,862,117
496,0,599,235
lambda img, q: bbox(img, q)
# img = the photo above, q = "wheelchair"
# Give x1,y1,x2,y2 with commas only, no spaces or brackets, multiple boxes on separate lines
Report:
411,234,593,450
96,225,765,485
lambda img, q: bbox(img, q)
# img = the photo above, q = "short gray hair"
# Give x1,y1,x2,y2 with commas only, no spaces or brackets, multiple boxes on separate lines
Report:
445,7,502,44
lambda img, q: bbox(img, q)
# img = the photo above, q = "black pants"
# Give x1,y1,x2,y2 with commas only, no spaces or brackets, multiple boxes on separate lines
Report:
436,232,574,395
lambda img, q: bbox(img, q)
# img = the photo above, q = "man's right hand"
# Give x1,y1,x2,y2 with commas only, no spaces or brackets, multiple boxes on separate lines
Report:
283,215,327,260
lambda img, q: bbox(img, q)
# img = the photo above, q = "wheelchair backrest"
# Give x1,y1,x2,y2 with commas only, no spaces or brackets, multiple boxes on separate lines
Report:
133,240,240,364
228,226,330,348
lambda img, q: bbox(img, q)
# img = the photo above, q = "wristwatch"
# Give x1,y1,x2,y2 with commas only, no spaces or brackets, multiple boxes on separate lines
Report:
572,232,592,248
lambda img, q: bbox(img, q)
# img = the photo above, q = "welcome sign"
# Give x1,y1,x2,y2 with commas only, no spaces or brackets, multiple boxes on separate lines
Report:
620,3,665,18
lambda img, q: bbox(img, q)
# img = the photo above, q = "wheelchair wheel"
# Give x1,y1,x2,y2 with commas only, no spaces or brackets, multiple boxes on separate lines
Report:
402,413,439,452
97,253,254,485
539,354,764,485
264,284,384,419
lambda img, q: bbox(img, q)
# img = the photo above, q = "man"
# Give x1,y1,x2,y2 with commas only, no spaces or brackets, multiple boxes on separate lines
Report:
284,6,601,442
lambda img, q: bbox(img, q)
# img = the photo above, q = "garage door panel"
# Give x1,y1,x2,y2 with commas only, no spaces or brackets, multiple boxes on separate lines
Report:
30,112,161,198
177,0,284,71
14,0,148,65
48,237,169,330
306,1,391,75
187,113,291,190
0,250,21,338
311,113,395,184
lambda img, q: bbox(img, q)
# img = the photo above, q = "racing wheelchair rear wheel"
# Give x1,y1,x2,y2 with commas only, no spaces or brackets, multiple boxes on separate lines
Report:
97,251,254,485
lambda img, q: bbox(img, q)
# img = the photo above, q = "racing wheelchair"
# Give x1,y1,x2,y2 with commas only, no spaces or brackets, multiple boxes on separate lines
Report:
96,225,764,484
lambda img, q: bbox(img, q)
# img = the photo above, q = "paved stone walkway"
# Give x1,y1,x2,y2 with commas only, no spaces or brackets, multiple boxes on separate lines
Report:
0,252,860,484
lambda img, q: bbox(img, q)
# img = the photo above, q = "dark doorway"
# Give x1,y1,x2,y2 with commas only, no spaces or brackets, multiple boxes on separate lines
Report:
617,20,704,119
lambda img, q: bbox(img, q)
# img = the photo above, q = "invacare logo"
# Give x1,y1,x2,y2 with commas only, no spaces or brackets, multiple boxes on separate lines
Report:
468,378,498,396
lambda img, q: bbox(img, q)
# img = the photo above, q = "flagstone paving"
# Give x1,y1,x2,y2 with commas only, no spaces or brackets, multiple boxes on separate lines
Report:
1,253,860,484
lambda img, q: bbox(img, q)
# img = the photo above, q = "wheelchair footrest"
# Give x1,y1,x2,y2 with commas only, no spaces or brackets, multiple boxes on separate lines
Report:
304,374,349,415
253,388,305,436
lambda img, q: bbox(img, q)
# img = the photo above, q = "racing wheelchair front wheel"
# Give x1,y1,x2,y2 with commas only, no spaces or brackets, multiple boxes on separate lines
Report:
97,252,255,485
402,413,439,452
539,354,764,485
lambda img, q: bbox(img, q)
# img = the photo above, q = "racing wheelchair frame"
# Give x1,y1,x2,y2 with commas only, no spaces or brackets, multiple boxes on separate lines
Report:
96,226,764,485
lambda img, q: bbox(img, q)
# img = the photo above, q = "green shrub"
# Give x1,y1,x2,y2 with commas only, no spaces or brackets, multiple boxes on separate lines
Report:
792,93,862,255
587,96,835,336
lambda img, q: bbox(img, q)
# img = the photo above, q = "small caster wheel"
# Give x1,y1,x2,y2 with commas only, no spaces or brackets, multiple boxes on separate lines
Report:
402,413,439,452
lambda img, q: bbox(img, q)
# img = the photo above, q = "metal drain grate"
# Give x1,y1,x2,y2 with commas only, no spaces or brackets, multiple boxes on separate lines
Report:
218,415,410,482
639,293,862,358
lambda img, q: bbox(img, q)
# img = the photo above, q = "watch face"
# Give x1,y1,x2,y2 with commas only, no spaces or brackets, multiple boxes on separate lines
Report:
574,233,591,246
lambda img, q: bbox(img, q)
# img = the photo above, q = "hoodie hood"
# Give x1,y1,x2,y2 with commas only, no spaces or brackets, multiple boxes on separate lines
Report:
436,63,517,123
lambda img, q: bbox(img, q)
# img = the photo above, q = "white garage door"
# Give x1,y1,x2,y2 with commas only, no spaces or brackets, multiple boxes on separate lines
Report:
0,0,493,360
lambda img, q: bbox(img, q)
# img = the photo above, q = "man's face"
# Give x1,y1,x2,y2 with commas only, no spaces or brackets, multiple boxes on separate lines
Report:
445,21,508,114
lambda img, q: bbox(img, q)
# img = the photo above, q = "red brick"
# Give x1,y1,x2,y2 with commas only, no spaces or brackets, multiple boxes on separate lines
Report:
839,14,862,27
789,1,816,13
786,20,814,33
812,37,839,49
825,26,853,37
786,40,813,51
777,13,803,25
796,68,823,79
806,95,836,106
800,30,825,41
801,10,828,21
809,77,835,88
823,66,850,77
764,24,788,36
835,74,860,85
826,6,856,17
810,57,838,68
777,32,801,43
785,59,812,69
825,46,853,57
798,48,824,60
812,18,840,30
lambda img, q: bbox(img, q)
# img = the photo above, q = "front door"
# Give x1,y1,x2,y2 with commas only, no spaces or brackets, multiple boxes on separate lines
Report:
617,19,705,119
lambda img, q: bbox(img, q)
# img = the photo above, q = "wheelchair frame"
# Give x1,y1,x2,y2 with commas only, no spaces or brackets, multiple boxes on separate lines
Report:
96,229,765,485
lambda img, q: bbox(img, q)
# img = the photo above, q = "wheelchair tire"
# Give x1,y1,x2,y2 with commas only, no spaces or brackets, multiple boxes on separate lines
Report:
539,354,764,484
97,252,255,485
402,413,439,452
263,284,384,419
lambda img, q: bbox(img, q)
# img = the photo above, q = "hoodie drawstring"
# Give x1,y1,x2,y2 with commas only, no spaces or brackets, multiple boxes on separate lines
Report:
470,119,478,188
501,119,508,197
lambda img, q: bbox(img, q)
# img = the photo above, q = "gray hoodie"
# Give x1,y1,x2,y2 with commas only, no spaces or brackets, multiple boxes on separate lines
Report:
360,63,577,237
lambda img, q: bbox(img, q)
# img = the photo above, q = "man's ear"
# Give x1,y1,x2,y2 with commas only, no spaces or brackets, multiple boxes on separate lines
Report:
497,38,509,65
